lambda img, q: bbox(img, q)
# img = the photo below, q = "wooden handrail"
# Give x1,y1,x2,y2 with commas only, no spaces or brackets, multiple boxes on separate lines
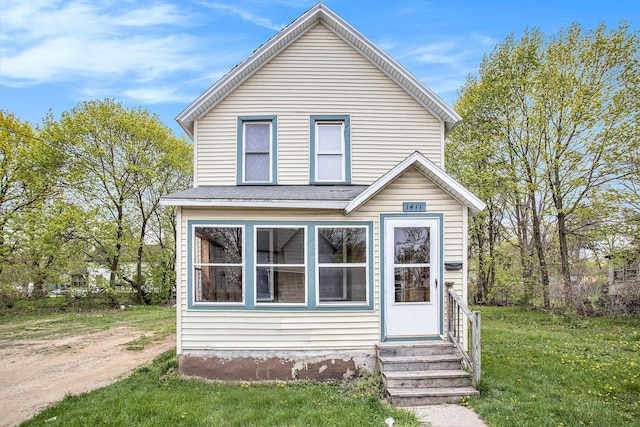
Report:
446,283,481,388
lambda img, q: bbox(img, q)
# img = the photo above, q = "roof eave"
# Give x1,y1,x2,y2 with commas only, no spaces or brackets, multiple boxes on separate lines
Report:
344,152,485,215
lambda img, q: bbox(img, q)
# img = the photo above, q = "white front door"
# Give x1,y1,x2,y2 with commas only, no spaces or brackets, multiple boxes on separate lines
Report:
384,217,440,338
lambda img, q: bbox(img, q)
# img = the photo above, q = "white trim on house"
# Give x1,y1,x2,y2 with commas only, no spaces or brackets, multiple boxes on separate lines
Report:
175,3,461,138
345,151,486,215
176,207,183,355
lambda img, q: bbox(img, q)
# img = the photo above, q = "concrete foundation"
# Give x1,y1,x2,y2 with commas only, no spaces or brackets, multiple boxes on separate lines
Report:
180,350,376,381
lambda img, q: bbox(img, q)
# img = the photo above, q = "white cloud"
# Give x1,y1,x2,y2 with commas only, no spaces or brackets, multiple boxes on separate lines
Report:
123,87,196,104
1,0,185,41
0,0,200,89
201,2,285,31
2,34,201,85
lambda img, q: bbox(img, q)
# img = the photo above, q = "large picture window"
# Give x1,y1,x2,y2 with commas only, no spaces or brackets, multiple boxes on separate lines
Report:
193,226,243,303
256,227,306,304
237,116,277,184
317,227,367,304
310,115,350,184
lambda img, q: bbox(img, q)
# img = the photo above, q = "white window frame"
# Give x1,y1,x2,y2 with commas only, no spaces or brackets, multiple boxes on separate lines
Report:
310,115,350,184
192,225,245,306
316,225,369,306
255,225,308,306
237,116,277,185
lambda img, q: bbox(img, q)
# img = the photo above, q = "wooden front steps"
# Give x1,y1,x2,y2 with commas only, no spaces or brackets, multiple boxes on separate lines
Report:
376,341,479,405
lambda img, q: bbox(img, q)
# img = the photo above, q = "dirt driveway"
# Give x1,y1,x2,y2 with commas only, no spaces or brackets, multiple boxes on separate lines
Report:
0,327,175,427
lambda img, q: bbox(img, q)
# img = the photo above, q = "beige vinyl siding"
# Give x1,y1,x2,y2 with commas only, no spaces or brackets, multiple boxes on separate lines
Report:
195,23,443,186
177,167,466,352
178,207,380,352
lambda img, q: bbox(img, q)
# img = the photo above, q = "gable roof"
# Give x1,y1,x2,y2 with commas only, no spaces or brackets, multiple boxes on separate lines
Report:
176,2,461,138
344,151,486,215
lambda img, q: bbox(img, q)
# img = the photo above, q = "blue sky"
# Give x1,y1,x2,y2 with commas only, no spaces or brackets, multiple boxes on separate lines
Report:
1,0,638,137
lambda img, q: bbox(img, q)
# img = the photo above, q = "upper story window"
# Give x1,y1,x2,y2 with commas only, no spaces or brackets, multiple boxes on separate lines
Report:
310,115,351,184
237,116,277,184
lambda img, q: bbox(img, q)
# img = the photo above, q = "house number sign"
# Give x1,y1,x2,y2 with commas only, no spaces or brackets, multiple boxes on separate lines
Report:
403,202,426,212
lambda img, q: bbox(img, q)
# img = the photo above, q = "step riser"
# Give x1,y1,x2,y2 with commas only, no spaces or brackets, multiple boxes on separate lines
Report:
377,345,456,357
385,377,471,388
380,360,463,371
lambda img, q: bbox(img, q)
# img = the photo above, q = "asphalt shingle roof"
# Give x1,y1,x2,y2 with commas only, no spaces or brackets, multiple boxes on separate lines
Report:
161,185,368,208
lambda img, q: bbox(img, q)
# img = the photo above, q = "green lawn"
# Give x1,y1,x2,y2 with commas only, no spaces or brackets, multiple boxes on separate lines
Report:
21,351,419,426
470,307,640,426
12,305,640,426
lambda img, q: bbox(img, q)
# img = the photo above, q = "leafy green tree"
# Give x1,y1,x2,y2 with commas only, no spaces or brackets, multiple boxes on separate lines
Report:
128,124,191,304
450,22,640,310
449,30,554,307
0,111,64,292
534,23,640,311
43,99,191,303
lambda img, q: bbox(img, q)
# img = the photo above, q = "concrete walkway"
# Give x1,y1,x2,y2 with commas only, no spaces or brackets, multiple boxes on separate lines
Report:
408,404,487,427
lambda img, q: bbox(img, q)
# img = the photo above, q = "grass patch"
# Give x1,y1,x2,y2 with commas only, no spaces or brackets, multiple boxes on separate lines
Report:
470,307,640,426
0,305,175,341
22,351,419,427
125,334,162,351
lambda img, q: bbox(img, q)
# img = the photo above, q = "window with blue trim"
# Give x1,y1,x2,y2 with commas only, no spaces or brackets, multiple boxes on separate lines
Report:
238,116,277,184
193,226,243,304
255,227,306,304
310,116,350,184
189,221,372,310
317,227,368,305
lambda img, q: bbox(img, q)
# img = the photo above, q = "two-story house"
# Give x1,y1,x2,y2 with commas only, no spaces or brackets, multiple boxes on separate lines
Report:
162,3,484,403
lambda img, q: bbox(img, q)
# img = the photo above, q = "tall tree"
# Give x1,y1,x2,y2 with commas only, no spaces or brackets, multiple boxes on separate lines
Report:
447,77,504,303
43,99,191,302
0,111,64,282
450,22,639,310
128,126,191,304
535,23,640,310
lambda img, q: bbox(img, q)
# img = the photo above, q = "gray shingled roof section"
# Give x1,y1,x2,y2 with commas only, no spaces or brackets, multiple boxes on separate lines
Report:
162,185,369,201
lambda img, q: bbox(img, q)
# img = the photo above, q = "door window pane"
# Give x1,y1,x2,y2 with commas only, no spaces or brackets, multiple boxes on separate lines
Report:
394,266,430,303
394,227,430,264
